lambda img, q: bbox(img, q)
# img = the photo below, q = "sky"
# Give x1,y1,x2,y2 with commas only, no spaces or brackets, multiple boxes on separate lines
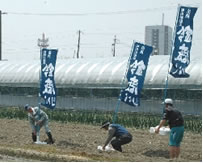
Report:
0,0,202,61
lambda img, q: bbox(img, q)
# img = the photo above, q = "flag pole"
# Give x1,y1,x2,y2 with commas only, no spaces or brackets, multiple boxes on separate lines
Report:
38,48,42,109
112,41,135,123
162,4,180,113
37,33,49,109
36,33,49,144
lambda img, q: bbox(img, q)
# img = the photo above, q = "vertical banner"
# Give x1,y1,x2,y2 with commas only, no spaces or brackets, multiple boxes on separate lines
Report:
40,48,58,109
170,6,197,78
120,42,153,107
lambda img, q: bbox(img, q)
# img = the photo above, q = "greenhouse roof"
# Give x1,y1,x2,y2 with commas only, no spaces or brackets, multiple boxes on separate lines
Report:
0,55,201,90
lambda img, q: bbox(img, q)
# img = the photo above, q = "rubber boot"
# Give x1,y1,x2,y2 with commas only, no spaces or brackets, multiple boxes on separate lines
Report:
46,132,54,144
32,132,37,142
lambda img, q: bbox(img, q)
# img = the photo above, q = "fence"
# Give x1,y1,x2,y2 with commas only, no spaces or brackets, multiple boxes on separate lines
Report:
0,94,201,115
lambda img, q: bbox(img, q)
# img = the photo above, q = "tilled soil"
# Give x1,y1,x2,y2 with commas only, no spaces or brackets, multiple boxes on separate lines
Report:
0,118,201,162
0,154,39,162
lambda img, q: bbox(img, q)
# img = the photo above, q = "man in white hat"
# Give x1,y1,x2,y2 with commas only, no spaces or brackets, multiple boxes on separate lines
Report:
24,104,54,144
155,98,184,159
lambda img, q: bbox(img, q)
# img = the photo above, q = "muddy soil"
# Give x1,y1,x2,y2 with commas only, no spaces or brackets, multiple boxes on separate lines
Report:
0,119,201,162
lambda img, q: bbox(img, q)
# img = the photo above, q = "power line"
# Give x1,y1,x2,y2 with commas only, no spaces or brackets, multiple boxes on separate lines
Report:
4,5,180,17
85,32,145,36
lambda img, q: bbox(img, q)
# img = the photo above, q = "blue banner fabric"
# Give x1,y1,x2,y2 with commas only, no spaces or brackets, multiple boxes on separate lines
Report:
170,6,197,78
40,49,58,109
120,42,153,107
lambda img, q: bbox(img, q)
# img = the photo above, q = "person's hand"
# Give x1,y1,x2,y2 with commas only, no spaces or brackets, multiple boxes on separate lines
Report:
155,128,159,134
36,120,42,125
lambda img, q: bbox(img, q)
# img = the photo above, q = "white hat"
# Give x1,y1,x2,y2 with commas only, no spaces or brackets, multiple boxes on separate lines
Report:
162,98,173,105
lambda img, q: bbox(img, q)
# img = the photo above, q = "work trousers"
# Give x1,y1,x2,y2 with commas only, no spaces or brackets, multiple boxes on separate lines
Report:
33,119,51,134
111,133,132,152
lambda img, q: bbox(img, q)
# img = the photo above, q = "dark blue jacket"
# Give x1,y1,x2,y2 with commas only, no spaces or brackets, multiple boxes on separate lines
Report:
110,124,129,137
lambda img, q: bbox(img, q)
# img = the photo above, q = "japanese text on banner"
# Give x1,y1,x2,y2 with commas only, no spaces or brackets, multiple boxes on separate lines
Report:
120,42,153,107
40,49,58,109
170,6,197,78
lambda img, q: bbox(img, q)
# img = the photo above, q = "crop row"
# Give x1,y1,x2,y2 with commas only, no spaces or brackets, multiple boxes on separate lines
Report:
0,107,201,133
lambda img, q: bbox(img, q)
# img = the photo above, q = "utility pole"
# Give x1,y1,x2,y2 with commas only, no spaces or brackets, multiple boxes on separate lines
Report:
76,30,81,59
0,11,7,61
37,33,49,50
0,10,2,61
112,35,118,57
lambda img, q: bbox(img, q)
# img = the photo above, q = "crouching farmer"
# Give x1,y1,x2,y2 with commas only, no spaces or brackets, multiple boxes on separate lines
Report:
24,104,54,144
101,121,132,152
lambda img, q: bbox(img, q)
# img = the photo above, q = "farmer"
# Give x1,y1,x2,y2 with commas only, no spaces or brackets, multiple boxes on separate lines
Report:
24,104,54,144
155,98,184,159
101,121,132,152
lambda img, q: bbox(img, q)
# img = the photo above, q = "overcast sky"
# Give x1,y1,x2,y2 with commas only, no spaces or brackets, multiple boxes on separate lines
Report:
0,0,202,61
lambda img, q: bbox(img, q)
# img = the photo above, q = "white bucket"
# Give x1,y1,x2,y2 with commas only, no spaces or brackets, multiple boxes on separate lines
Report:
97,145,114,152
149,126,170,135
149,127,156,133
159,127,170,135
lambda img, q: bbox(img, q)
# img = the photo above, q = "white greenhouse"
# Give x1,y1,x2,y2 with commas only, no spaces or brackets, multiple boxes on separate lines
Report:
0,55,201,115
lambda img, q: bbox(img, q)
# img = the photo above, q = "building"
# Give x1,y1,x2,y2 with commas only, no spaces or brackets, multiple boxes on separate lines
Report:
145,25,173,55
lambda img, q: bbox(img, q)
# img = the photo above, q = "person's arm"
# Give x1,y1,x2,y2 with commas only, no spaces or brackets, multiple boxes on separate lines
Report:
28,115,36,134
155,110,168,134
103,127,116,150
36,109,48,125
155,119,166,134
37,111,46,124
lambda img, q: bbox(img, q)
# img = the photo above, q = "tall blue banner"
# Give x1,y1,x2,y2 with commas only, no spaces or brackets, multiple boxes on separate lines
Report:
40,48,58,109
169,6,197,78
120,42,153,107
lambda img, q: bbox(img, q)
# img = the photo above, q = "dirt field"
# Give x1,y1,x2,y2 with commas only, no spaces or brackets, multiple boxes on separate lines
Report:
0,118,201,162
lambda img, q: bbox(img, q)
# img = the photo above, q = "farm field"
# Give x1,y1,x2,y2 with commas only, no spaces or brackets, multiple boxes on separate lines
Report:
0,118,201,162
